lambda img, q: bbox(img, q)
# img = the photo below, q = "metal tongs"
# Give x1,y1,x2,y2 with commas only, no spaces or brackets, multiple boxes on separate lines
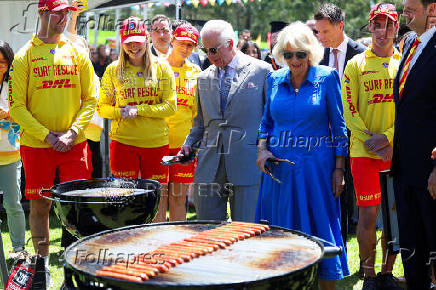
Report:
161,153,196,166
264,157,295,184
161,141,201,166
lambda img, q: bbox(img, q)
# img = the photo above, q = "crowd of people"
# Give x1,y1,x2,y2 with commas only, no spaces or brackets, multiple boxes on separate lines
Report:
0,0,435,289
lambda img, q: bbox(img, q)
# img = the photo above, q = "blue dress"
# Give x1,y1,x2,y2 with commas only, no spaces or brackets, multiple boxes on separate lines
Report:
255,66,350,280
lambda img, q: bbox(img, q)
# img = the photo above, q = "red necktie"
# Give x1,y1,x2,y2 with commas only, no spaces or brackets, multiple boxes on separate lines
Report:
399,37,420,99
332,48,339,72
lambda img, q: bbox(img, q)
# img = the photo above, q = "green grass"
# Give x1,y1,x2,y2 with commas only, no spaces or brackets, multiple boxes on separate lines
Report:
0,209,403,289
87,30,116,46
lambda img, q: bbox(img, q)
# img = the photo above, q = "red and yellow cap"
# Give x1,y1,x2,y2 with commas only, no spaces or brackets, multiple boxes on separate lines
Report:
38,0,77,12
370,3,398,22
120,16,148,44
173,25,199,45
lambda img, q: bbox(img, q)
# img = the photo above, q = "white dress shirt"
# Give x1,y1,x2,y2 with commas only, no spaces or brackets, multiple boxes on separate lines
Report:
328,35,348,80
219,53,239,84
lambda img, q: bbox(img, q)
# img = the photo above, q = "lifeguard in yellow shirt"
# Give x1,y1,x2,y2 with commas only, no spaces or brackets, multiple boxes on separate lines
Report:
98,16,176,183
341,3,401,288
154,23,201,222
9,0,96,281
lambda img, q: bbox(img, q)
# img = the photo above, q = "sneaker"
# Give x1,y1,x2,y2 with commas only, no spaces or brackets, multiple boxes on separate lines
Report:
376,273,402,290
363,276,378,290
45,267,53,289
8,247,26,260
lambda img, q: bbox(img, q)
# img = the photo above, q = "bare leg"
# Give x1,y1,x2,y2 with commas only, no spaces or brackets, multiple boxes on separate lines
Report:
153,183,168,222
29,199,52,257
319,279,336,290
169,182,188,221
357,206,378,277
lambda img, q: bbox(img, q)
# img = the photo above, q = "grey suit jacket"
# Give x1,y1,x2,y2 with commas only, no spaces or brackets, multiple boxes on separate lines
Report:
184,53,271,185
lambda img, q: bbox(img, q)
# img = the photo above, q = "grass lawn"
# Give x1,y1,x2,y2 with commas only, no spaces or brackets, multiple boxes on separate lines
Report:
0,209,404,289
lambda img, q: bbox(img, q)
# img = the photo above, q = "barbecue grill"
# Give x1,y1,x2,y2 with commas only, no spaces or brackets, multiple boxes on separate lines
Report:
40,178,161,237
63,221,342,289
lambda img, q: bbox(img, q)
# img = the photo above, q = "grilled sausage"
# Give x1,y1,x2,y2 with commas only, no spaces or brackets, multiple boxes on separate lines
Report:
96,269,144,282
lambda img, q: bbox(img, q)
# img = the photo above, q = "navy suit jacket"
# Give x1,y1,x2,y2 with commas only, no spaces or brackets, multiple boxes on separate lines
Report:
391,32,436,187
319,38,366,72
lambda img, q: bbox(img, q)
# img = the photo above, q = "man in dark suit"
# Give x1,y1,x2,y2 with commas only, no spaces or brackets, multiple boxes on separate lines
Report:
150,14,172,58
391,0,436,288
315,3,366,80
150,16,205,69
314,3,366,253
263,21,287,70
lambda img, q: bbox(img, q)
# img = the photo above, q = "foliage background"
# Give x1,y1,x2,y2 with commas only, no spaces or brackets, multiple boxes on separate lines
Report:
86,0,406,46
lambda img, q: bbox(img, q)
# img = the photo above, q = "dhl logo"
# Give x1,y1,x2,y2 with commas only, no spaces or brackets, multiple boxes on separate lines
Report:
127,100,154,105
177,99,190,106
36,79,76,90
368,93,393,104
32,57,47,62
151,174,167,180
362,70,378,76
175,173,193,177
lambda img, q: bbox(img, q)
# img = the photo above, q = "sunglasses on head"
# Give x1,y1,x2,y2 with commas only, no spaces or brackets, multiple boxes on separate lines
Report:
282,50,308,60
200,42,226,54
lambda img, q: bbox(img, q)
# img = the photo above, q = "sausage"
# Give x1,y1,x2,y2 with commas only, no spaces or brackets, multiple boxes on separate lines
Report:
151,253,184,264
230,222,270,231
215,227,255,237
169,242,214,253
138,259,173,269
199,231,240,241
189,236,233,246
183,238,227,249
114,262,164,273
223,225,262,235
177,241,218,251
152,250,192,262
159,246,200,258
96,269,144,282
203,230,247,240
105,264,156,278
167,243,207,255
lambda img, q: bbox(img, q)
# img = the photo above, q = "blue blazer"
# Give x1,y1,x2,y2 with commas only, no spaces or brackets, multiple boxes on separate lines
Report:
391,32,436,187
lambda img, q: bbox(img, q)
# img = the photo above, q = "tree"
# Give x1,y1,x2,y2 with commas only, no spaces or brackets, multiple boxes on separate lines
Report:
157,0,404,43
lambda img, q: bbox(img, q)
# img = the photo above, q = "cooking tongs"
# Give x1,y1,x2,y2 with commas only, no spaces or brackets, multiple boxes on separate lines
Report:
264,158,295,184
161,141,201,166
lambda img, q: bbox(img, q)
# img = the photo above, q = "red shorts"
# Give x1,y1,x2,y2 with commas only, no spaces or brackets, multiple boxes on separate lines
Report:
110,141,169,183
20,141,92,200
168,148,195,183
350,157,391,207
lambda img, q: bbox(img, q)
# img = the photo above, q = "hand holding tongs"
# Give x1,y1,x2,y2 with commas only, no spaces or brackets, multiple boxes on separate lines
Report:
161,141,201,166
161,153,196,166
264,157,295,184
